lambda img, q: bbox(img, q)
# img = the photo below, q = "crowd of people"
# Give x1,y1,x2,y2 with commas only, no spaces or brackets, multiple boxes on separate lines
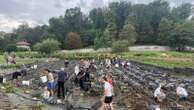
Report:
17,57,190,110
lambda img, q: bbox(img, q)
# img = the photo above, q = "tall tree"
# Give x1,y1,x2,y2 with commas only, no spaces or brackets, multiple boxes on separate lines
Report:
169,21,194,51
158,18,174,45
119,23,137,45
103,23,117,47
171,3,192,22
148,0,170,43
64,7,83,33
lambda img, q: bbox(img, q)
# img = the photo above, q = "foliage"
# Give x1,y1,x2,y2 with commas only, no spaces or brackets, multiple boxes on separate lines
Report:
64,32,83,49
168,21,194,51
158,18,174,45
33,39,61,54
119,23,137,45
5,44,17,52
0,1,193,52
112,40,129,53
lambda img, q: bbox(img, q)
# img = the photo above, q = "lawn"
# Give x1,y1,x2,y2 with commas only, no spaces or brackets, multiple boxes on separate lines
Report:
118,51,194,69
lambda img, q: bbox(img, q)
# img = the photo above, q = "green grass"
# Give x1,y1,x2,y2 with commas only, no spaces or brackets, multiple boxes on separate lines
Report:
1,51,193,69
0,55,5,63
119,51,194,69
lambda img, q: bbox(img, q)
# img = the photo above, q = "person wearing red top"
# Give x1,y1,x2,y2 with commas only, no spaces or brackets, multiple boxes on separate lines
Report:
107,74,113,85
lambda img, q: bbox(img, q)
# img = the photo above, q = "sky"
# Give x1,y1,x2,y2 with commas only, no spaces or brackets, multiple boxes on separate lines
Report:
0,0,193,32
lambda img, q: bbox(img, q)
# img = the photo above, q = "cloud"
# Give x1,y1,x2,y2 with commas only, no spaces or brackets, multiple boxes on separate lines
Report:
0,14,38,33
0,0,193,32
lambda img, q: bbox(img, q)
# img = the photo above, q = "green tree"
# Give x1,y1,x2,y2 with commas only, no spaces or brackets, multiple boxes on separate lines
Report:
103,23,117,47
130,4,153,44
148,0,170,43
112,40,129,53
119,23,136,45
158,18,174,45
64,32,82,49
64,7,83,33
169,21,194,51
33,39,61,54
171,3,192,22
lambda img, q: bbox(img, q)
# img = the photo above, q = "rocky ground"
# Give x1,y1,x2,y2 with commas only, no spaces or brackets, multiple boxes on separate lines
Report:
0,59,194,110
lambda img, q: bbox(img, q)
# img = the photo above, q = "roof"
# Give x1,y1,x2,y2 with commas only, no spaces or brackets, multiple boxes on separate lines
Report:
16,41,31,46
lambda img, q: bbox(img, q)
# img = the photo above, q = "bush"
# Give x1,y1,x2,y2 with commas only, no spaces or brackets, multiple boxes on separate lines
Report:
15,52,44,58
5,44,17,52
33,39,61,54
112,40,129,53
16,47,28,52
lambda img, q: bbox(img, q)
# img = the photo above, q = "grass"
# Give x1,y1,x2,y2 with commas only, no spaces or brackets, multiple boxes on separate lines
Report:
0,51,193,69
119,51,194,69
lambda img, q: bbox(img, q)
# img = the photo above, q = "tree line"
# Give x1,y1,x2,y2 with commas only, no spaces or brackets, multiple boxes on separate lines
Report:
0,0,194,53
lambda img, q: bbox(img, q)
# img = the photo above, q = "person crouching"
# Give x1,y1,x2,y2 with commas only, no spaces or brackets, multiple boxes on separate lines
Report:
154,84,166,103
176,85,188,101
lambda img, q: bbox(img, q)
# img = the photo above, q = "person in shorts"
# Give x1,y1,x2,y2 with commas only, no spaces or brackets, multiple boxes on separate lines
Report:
45,69,55,97
99,76,113,110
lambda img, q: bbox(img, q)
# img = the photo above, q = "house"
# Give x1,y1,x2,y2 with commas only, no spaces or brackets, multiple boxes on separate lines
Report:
16,40,31,51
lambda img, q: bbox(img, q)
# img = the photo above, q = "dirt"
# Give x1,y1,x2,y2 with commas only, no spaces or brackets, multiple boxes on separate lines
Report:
0,59,194,110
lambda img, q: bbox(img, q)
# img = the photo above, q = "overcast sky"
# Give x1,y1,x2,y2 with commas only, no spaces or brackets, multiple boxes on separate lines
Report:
0,0,193,32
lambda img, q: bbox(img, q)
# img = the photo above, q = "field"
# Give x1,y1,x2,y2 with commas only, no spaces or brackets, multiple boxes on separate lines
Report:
54,51,194,69
0,51,193,69
118,51,194,69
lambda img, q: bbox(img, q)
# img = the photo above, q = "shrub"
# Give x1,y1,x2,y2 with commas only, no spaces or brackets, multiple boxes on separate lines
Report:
33,39,61,54
112,40,129,53
5,44,17,52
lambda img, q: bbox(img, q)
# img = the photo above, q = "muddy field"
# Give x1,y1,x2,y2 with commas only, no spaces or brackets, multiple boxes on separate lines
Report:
0,59,194,110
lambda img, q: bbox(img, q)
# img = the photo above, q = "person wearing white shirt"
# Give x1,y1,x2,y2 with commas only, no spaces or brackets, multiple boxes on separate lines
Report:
74,64,80,76
176,86,188,100
99,76,113,110
154,84,166,103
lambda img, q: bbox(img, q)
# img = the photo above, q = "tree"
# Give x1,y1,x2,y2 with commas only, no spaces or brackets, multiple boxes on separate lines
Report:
64,32,82,49
169,21,194,51
112,40,129,53
89,8,106,30
158,18,174,45
64,7,83,33
33,39,61,54
119,23,136,45
130,4,153,44
102,23,117,47
171,3,192,22
148,0,170,43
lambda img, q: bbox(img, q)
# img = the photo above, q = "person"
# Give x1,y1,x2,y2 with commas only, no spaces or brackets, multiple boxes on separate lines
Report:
78,68,85,90
99,76,113,110
154,84,166,103
46,69,55,97
107,74,113,85
176,85,188,100
20,64,27,77
74,64,80,76
106,74,113,109
57,68,67,101
42,86,50,103
85,68,90,81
